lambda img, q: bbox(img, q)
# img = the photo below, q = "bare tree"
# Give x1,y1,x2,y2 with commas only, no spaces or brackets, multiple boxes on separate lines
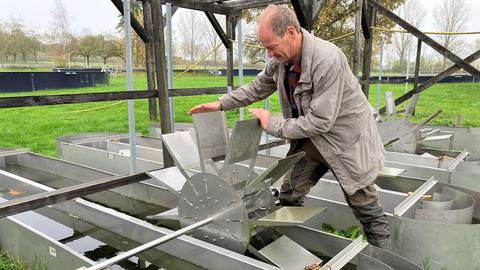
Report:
433,0,470,69
4,17,27,63
178,10,204,63
78,35,99,67
26,31,43,63
97,34,120,65
0,24,6,62
203,14,225,67
49,0,73,66
392,0,424,72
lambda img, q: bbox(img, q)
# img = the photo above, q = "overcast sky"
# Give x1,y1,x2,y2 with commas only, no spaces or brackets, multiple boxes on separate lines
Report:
1,0,479,38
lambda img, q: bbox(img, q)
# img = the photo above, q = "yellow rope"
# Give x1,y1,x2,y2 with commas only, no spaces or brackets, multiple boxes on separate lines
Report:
372,27,480,35
328,31,355,42
73,43,224,113
73,100,126,113
173,43,223,79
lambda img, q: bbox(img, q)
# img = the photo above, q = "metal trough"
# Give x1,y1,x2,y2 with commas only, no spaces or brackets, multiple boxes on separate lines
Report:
299,176,480,270
0,149,421,270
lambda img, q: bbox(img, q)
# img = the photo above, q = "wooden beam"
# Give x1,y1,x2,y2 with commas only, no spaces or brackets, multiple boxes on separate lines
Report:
161,0,239,15
226,0,290,9
379,49,480,114
169,87,231,97
361,0,371,39
0,91,157,109
152,0,174,167
110,0,149,43
353,0,363,77
368,0,480,78
0,87,239,109
291,0,311,31
143,0,158,122
361,4,376,98
226,15,236,89
205,12,231,48
0,173,151,219
290,0,324,32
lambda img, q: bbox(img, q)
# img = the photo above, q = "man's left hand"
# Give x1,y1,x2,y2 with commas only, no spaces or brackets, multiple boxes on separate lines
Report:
248,108,271,129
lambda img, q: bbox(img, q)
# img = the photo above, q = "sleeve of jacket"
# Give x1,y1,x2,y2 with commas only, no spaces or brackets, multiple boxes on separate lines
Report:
265,54,346,139
219,59,278,111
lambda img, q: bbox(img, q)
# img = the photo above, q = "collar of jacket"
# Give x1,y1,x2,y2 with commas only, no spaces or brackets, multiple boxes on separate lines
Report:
297,28,314,85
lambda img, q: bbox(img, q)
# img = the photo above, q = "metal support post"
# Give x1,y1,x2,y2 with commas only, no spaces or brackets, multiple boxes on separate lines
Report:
166,3,175,131
264,50,271,155
238,18,244,120
376,35,384,112
404,45,411,110
123,0,137,173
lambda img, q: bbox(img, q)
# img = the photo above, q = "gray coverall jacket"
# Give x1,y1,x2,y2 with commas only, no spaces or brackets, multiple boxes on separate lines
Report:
219,29,385,195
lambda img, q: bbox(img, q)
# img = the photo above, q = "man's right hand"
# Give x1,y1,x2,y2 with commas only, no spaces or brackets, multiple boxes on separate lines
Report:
187,101,222,115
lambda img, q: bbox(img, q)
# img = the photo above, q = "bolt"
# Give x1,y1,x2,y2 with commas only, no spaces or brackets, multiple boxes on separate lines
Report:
214,200,219,204
225,219,230,222
206,197,210,200
220,237,224,240
213,238,217,242
204,235,208,239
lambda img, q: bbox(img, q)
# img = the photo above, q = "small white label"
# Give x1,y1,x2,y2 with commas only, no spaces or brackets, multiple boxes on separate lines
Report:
49,246,57,257
108,153,114,159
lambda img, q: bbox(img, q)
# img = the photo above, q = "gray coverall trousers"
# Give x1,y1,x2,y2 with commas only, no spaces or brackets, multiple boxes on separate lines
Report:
279,138,390,248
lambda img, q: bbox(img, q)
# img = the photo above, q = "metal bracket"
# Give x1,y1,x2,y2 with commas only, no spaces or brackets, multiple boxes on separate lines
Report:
394,177,437,217
320,235,369,270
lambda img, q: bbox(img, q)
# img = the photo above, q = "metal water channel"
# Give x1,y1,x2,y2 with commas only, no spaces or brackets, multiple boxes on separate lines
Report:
57,132,480,269
0,150,281,270
0,151,202,269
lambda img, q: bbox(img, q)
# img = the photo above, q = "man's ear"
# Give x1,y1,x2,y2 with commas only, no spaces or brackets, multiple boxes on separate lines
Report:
286,26,298,37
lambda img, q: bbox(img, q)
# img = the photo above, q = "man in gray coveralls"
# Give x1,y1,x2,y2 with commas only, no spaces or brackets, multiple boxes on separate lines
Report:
188,4,390,248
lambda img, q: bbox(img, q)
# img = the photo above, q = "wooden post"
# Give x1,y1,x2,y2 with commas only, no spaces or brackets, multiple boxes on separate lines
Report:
353,0,363,77
142,0,158,122
151,0,174,167
456,115,462,127
361,4,376,98
226,15,235,90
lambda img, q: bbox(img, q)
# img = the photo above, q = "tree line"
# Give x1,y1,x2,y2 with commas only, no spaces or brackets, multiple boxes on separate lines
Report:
1,0,478,74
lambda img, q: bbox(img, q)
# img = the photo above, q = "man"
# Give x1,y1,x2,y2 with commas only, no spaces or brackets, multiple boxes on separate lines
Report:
188,5,390,248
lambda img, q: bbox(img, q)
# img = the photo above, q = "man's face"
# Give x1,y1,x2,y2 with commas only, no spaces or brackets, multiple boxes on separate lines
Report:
258,24,295,63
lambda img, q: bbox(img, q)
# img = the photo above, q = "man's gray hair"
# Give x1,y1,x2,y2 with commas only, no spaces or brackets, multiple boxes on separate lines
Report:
265,5,301,37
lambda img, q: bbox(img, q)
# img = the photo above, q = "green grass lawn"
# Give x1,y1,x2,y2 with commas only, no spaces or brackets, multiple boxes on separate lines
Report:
0,73,478,156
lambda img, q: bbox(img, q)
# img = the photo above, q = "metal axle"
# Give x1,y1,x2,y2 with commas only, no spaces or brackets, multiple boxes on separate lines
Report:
81,214,217,270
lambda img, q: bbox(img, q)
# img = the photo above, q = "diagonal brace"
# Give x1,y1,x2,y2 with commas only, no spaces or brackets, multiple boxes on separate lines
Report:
110,0,149,43
368,0,480,78
204,12,231,49
379,49,480,114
